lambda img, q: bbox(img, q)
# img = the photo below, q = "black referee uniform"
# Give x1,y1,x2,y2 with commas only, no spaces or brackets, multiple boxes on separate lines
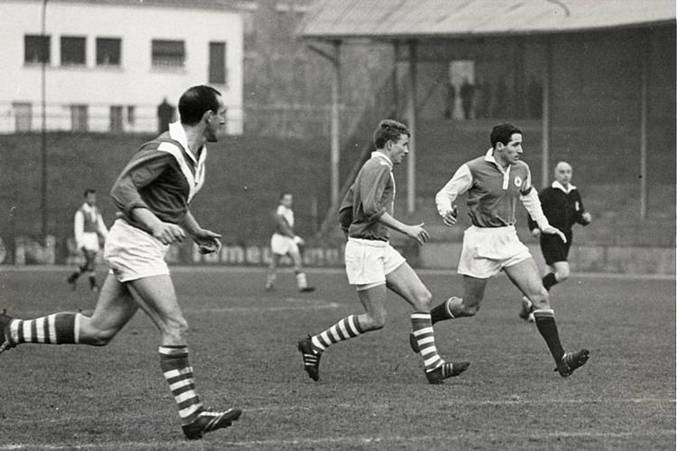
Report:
528,183,590,265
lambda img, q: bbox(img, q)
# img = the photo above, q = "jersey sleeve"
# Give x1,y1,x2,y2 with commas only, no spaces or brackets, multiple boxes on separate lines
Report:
110,150,176,217
435,164,472,217
358,164,391,221
337,186,354,233
73,210,84,248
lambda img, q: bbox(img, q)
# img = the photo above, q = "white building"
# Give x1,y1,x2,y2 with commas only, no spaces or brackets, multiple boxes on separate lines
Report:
0,0,243,134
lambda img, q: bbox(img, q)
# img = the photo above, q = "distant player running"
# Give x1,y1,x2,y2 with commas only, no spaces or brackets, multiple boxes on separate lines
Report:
298,119,469,384
66,189,108,292
519,161,592,321
0,86,241,439
411,123,589,378
265,193,315,292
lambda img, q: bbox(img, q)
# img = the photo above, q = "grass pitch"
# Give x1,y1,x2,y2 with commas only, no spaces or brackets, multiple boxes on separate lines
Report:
0,267,674,450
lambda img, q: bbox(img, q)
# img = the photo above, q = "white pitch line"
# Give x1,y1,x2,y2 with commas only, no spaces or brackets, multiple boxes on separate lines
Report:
3,398,673,427
1,429,675,450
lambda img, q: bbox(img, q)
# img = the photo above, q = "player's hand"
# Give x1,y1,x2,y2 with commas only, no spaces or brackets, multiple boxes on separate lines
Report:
150,222,186,245
531,228,541,238
541,225,567,244
405,223,430,245
582,212,592,224
441,206,458,227
193,229,223,254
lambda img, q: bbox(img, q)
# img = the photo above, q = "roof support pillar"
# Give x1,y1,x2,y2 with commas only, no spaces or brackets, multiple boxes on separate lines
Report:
309,40,342,210
540,37,552,189
406,40,417,214
639,31,649,220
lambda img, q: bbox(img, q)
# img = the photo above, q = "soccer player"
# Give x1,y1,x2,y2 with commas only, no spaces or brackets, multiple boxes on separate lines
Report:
265,192,315,292
519,161,592,320
66,189,108,292
297,119,469,384
0,86,241,439
413,123,589,378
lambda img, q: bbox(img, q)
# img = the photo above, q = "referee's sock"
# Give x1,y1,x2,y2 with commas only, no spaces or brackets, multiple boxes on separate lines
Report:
7,312,82,345
533,308,565,363
542,273,558,291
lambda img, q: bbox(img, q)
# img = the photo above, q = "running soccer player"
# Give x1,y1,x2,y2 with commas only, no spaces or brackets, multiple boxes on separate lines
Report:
66,189,108,292
0,85,241,439
265,192,315,292
519,161,592,320
297,119,469,384
412,123,589,378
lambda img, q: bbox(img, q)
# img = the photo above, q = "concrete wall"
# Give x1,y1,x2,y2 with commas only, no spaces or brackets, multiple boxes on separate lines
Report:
0,0,243,133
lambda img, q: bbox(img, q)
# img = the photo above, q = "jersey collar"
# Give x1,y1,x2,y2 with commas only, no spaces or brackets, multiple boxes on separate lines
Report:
169,121,203,165
371,151,393,169
552,180,577,193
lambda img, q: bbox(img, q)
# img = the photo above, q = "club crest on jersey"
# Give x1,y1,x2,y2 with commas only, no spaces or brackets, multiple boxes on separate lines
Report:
514,176,522,187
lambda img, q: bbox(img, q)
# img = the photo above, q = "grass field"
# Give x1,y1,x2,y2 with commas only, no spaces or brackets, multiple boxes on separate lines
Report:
0,266,674,450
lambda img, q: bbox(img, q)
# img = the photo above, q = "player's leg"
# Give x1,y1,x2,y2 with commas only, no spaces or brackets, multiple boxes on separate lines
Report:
84,250,99,292
289,246,314,292
504,258,589,377
429,275,488,324
1,273,137,352
386,263,470,383
126,275,240,439
265,253,280,291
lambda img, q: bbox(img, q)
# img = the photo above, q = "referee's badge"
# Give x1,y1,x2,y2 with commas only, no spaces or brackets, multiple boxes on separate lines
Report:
514,176,522,187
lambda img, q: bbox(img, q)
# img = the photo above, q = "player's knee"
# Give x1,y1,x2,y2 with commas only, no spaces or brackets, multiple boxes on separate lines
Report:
413,288,433,311
88,327,118,346
164,317,189,341
363,312,386,330
556,267,570,281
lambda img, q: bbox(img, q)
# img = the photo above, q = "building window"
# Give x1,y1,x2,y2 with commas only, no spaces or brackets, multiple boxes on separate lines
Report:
209,42,227,85
151,40,185,68
71,105,88,132
127,105,135,125
61,36,86,66
24,35,50,64
96,38,121,66
110,106,123,132
13,103,32,132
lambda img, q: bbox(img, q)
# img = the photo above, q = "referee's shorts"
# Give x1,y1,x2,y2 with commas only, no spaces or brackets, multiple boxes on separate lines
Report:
540,232,572,265
458,225,532,279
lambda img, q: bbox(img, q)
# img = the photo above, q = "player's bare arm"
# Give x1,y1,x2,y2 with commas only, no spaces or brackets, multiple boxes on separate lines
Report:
180,210,222,254
377,212,429,245
132,207,186,245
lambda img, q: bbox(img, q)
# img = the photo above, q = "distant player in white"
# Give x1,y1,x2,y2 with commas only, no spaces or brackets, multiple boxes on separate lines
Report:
265,193,315,292
67,189,108,292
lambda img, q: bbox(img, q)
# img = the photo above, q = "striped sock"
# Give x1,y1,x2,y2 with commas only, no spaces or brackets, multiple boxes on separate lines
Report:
411,312,444,372
296,272,308,289
533,309,565,363
310,315,363,353
8,313,82,345
159,346,203,426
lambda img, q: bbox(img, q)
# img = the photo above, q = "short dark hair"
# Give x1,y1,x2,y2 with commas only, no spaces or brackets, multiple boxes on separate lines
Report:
178,85,222,125
373,119,410,149
490,123,522,148
279,192,292,200
83,189,96,197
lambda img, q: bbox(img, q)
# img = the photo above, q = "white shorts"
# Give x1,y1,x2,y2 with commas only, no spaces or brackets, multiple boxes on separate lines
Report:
344,237,406,289
457,225,532,279
270,233,299,255
103,219,170,282
78,233,100,252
